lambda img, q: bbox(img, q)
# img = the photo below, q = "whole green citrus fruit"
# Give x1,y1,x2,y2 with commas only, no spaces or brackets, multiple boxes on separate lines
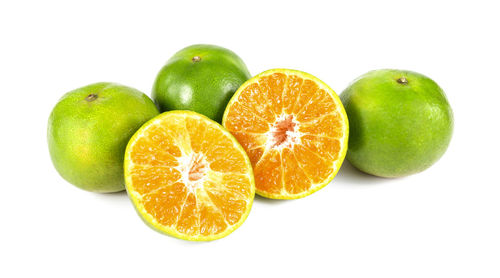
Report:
152,44,251,122
48,83,159,192
340,69,453,178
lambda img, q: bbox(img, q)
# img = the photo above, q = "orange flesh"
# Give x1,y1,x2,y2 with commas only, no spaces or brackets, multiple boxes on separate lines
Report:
224,71,347,198
126,114,253,238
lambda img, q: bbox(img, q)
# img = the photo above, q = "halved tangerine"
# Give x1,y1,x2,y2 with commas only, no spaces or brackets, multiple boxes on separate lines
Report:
124,111,255,241
222,69,349,199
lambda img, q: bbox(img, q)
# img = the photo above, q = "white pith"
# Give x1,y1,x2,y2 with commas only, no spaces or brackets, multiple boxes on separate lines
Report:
175,152,208,194
264,113,302,151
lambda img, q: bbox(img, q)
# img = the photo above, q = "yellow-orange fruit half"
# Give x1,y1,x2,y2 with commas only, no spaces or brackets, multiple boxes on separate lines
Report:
223,69,348,199
124,111,255,241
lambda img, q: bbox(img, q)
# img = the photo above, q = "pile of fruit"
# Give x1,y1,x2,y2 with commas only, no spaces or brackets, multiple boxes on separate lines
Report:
48,44,454,241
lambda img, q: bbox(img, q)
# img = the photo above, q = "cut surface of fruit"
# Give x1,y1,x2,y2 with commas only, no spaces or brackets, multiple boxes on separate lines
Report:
124,111,255,241
222,69,349,199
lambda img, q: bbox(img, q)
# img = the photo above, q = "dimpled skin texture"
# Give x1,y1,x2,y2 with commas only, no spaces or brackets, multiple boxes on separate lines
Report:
48,83,159,192
340,69,454,178
152,44,251,122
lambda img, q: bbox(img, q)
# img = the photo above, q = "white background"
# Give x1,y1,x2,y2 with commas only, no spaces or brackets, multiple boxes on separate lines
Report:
1,0,499,277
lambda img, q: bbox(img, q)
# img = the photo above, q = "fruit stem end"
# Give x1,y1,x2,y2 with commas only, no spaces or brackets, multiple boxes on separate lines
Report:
397,77,409,85
85,94,98,102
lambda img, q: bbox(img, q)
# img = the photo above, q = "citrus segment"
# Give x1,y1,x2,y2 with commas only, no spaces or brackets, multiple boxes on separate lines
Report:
259,72,286,115
283,74,304,114
124,111,255,241
223,69,349,199
282,148,311,194
253,150,283,196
